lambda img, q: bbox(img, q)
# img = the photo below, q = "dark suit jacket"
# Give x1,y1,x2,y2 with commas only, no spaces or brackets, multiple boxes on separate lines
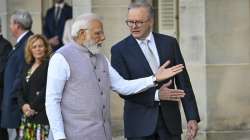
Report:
0,35,12,118
1,31,33,128
43,3,72,51
17,60,49,125
111,33,200,137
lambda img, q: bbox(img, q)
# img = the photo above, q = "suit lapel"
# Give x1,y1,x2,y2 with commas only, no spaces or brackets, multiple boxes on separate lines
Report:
52,7,57,23
9,31,33,58
8,40,21,58
57,5,67,26
18,31,33,47
126,36,153,74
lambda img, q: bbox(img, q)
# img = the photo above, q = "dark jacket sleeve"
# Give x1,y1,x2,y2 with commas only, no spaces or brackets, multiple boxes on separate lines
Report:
43,8,53,39
111,45,156,107
0,39,12,107
17,66,28,112
0,43,12,88
29,61,49,112
172,38,200,122
11,47,26,101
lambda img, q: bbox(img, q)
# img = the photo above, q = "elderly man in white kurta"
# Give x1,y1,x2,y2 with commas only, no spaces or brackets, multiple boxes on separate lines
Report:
45,13,185,140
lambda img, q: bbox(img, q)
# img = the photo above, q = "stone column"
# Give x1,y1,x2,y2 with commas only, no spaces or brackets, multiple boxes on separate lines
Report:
205,0,250,139
6,0,42,43
72,0,91,17
179,0,207,139
0,0,8,38
180,0,250,139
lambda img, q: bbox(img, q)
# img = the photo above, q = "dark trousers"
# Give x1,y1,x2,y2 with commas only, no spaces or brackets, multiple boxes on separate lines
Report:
127,108,181,140
0,128,8,140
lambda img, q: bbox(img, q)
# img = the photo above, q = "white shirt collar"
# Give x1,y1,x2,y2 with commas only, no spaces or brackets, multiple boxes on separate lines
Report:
16,31,29,43
55,3,64,9
135,32,153,45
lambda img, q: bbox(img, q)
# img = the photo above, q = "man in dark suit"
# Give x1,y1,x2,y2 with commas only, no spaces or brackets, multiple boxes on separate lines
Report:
43,0,72,51
0,17,12,140
111,1,200,140
1,10,33,138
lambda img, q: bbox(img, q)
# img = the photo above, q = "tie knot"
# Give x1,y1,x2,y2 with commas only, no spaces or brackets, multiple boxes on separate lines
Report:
141,39,149,45
141,40,150,49
55,3,63,8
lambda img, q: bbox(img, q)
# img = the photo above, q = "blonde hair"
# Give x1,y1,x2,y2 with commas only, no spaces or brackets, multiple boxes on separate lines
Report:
25,34,52,64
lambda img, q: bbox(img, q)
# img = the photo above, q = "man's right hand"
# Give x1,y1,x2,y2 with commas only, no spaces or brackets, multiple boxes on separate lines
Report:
155,60,184,82
159,80,185,101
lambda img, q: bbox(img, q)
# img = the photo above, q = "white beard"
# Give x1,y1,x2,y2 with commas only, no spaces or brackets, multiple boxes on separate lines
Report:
83,39,101,55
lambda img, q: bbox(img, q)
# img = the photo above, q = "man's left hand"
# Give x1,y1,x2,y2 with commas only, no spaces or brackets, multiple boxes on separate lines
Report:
187,120,198,140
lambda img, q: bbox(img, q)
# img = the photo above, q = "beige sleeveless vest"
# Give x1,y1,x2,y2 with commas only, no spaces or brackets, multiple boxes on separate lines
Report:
58,42,112,140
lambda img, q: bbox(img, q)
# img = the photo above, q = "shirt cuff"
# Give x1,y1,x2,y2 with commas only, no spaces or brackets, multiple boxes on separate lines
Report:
154,90,160,101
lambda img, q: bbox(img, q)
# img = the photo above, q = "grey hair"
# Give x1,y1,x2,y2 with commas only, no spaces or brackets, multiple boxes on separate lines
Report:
71,13,102,38
11,9,33,30
128,0,154,18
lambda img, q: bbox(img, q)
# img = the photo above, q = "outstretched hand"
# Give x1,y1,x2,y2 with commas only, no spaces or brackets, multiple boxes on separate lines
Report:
155,60,184,82
159,80,185,101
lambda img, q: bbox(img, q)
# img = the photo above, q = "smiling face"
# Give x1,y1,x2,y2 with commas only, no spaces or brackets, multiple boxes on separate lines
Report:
127,7,153,40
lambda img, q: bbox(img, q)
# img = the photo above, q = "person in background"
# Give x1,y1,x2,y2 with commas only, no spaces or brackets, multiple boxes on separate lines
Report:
62,19,73,44
1,9,33,139
46,13,185,140
16,34,52,140
43,0,72,51
0,17,12,140
111,1,200,140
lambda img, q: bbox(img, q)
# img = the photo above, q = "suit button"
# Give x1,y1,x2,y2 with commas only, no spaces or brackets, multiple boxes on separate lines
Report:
103,105,105,109
100,92,103,95
94,66,96,69
36,91,40,95
98,78,101,82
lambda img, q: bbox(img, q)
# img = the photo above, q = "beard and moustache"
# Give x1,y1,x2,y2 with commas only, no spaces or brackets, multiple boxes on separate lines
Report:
82,37,102,55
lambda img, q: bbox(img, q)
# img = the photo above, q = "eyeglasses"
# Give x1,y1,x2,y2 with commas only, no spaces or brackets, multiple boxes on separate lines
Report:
125,19,150,27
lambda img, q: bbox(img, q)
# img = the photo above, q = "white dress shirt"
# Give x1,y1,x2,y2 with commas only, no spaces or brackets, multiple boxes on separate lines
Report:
54,3,64,21
135,32,160,101
15,31,29,48
46,53,157,140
